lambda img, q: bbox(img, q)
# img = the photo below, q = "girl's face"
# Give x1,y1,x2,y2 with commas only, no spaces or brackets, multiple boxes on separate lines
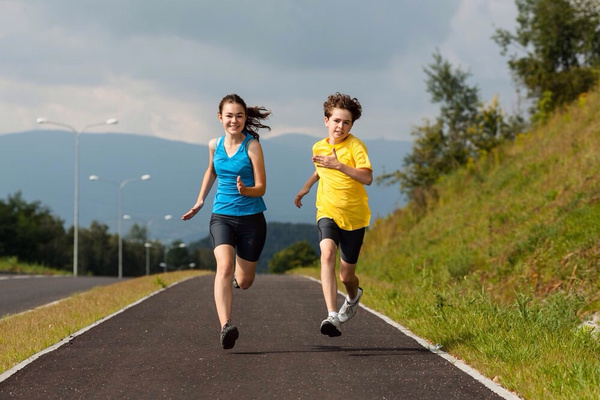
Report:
324,108,353,144
219,102,246,136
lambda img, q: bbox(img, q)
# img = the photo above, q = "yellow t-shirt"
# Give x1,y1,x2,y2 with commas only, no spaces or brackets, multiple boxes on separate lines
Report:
313,134,372,231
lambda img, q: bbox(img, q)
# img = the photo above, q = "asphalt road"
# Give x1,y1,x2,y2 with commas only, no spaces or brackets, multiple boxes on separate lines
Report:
0,274,518,399
0,275,121,318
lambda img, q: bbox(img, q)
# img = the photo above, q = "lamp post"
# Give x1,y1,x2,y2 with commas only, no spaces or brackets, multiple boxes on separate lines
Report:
36,117,118,277
144,242,155,276
89,174,151,279
163,242,186,272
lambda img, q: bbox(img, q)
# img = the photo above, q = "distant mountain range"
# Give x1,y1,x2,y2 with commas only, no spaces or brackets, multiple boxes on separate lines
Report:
0,131,411,243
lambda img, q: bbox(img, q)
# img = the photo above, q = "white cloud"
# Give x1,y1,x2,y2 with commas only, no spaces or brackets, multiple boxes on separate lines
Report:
0,0,519,144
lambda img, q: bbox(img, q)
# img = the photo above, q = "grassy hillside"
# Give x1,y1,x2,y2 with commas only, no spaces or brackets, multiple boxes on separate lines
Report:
297,88,600,399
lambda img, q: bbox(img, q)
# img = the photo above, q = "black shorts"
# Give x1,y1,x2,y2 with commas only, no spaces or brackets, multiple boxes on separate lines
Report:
209,213,267,262
317,218,365,264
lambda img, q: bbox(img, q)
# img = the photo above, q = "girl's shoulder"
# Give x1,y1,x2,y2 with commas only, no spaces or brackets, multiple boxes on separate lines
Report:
208,135,224,152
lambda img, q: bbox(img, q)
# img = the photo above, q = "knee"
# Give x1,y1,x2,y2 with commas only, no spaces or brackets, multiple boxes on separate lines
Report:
236,276,255,290
339,271,355,286
339,266,358,286
320,248,336,263
216,264,234,280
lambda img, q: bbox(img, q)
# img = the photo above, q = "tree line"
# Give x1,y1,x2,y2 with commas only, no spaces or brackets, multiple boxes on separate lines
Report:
379,0,600,205
0,192,320,276
0,192,193,276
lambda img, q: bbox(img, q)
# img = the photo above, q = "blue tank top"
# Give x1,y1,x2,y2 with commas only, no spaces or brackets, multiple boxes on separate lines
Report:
212,132,267,216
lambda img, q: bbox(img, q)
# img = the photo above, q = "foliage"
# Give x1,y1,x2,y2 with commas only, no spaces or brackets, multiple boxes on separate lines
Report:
268,240,318,274
493,0,600,112
379,52,522,200
0,192,69,268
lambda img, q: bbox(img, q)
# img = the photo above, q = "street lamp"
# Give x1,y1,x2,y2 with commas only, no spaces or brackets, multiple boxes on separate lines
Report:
36,117,118,277
144,242,156,276
89,174,151,279
163,242,186,272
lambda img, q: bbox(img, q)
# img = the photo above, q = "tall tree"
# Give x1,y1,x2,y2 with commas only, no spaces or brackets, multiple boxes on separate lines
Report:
493,0,600,113
378,52,481,198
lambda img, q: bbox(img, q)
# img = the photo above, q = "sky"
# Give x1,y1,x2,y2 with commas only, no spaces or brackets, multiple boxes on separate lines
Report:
0,0,519,145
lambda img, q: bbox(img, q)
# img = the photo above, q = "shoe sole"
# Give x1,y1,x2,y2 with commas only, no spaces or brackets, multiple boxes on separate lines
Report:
320,322,342,337
221,327,239,349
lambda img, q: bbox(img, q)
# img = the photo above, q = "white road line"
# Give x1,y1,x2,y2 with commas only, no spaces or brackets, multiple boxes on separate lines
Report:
0,277,194,383
302,275,522,400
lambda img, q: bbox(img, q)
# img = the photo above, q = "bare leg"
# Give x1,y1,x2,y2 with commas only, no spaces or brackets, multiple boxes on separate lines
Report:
213,244,235,327
319,239,338,312
339,259,359,300
234,255,258,290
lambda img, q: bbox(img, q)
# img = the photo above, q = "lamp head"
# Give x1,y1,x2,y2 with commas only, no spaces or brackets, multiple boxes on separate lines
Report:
36,118,48,124
106,118,119,125
141,174,151,180
89,175,99,181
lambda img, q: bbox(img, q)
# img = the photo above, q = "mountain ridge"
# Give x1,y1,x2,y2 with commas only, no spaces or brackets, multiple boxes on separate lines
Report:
0,131,411,242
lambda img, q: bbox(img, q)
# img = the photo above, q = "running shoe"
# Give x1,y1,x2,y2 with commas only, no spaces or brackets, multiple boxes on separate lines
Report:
232,277,241,289
338,287,363,323
320,315,342,337
220,322,239,349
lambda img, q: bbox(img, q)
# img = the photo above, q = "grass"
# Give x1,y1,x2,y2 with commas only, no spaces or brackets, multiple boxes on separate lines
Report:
0,270,208,375
291,89,600,399
0,257,70,276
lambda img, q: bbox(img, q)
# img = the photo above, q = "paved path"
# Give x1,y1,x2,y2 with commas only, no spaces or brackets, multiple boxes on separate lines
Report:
0,276,121,318
0,274,516,399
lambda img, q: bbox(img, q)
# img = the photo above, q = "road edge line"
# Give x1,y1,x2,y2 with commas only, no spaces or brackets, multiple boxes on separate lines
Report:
0,276,196,383
301,275,522,400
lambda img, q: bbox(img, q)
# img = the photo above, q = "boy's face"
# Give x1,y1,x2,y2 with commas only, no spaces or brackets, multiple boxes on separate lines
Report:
324,108,353,144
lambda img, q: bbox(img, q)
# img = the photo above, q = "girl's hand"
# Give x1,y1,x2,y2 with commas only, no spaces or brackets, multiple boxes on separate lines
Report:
181,204,202,220
237,176,246,196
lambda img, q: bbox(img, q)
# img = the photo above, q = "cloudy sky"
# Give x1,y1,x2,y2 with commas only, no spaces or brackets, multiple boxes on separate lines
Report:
1,0,519,145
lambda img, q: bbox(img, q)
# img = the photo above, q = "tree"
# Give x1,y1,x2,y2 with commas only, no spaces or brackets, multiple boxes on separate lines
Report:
424,50,480,169
0,192,69,268
268,241,318,274
378,52,481,198
493,0,600,114
78,221,116,276
379,52,524,199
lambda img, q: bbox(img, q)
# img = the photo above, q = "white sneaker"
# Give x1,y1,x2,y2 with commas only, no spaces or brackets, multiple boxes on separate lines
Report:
338,287,363,323
320,315,342,337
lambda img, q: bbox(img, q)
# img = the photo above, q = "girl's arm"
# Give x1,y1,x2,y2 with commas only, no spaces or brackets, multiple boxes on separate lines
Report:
237,139,266,197
181,139,217,220
294,170,319,208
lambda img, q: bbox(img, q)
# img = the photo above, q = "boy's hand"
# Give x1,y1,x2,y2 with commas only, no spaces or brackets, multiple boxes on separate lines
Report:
312,148,341,170
294,190,308,208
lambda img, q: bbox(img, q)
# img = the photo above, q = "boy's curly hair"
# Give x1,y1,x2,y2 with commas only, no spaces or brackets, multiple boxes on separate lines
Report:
323,92,362,122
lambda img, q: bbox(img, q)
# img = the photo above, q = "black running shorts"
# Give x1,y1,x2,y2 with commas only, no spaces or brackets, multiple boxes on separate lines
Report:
317,218,365,264
209,213,267,262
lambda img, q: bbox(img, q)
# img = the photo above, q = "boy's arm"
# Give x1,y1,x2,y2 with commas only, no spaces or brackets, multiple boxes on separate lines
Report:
294,170,319,208
312,148,373,186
